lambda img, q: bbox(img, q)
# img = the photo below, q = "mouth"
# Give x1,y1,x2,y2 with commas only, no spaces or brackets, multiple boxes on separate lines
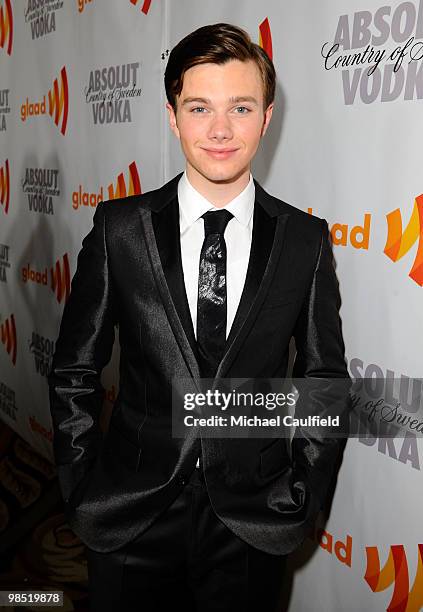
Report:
201,147,239,160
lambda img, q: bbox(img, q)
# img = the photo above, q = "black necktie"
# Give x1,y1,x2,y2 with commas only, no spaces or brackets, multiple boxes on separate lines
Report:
196,209,234,378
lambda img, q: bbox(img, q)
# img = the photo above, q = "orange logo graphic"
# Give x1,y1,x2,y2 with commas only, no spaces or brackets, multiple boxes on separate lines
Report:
50,253,70,303
308,208,371,249
130,0,152,14
77,0,93,13
365,544,423,611
1,313,16,365
310,523,353,567
0,158,10,214
259,17,272,60
0,0,13,55
29,415,52,442
48,66,69,135
72,161,142,210
107,160,141,199
21,67,69,135
384,195,423,286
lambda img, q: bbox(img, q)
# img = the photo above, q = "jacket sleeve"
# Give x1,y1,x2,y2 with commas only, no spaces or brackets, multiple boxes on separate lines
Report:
48,201,117,503
290,218,351,519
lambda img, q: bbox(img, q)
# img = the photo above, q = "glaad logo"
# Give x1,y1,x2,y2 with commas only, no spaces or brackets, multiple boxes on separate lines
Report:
72,160,142,210
21,254,70,304
129,0,152,15
0,314,16,365
28,414,52,442
0,158,9,214
309,522,353,567
21,66,69,135
259,17,273,60
365,544,423,611
50,253,70,303
107,161,141,199
48,66,68,135
384,194,423,286
77,0,93,14
308,208,371,249
0,0,13,56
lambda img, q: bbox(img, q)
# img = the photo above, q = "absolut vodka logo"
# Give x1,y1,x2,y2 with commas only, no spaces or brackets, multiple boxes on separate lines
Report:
0,244,10,282
85,62,142,125
24,0,64,40
0,381,16,421
22,167,60,215
349,357,423,470
28,331,54,377
322,0,423,104
0,89,10,132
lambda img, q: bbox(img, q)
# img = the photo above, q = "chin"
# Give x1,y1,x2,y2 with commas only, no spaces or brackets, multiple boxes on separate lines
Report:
199,165,248,184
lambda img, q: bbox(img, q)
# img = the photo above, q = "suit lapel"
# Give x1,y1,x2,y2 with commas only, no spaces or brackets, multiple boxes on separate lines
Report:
151,194,200,366
224,199,275,350
138,175,202,383
139,174,289,383
216,205,289,381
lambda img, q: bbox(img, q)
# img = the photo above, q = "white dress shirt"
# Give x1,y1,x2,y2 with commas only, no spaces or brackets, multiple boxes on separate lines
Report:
177,170,255,468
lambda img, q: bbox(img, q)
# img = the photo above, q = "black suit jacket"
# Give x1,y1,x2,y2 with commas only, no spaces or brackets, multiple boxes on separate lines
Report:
48,173,350,554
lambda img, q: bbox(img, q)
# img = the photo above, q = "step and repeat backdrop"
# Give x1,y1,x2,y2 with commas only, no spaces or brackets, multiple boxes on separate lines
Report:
1,1,422,610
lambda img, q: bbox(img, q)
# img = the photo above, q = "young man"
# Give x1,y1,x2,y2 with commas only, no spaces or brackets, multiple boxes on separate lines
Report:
48,23,350,612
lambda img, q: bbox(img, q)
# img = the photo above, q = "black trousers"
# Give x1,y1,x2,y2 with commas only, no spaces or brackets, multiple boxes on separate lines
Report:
85,467,287,611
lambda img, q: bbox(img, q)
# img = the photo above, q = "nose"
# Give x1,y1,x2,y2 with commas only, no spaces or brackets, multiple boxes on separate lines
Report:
207,112,233,142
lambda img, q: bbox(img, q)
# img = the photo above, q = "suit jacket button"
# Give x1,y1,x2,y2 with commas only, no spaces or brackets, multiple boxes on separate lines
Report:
179,476,187,486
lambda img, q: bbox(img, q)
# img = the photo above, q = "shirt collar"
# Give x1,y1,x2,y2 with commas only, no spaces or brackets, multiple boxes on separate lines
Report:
178,170,255,233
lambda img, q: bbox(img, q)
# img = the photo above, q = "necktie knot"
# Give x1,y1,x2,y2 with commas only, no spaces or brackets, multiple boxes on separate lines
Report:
202,209,234,237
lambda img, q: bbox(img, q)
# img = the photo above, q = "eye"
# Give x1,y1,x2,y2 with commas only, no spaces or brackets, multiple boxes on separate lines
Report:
191,107,208,113
234,106,250,114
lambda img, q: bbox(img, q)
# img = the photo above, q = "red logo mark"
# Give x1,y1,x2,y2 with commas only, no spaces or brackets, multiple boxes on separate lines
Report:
0,0,13,55
1,313,16,365
50,253,70,303
365,544,423,611
107,160,142,199
0,158,10,214
48,66,69,135
130,0,152,15
259,17,273,60
384,195,423,286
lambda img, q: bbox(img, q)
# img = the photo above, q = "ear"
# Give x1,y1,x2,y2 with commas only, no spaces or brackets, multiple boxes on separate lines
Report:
166,102,180,139
260,102,274,138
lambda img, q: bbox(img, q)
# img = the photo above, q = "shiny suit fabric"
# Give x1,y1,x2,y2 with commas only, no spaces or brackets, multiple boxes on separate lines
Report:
85,467,287,612
48,173,350,555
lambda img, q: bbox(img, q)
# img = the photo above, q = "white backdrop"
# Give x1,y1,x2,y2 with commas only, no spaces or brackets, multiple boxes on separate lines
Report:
1,1,422,610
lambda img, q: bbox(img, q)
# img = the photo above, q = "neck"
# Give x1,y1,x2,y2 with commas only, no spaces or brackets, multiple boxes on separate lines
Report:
185,165,250,207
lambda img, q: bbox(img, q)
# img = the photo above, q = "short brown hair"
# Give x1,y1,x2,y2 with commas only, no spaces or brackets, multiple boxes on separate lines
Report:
164,23,275,111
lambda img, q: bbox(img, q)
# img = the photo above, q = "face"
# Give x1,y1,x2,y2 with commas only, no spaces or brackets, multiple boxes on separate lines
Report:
166,59,273,191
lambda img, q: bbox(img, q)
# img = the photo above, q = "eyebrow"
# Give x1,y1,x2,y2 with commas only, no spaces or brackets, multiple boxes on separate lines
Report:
181,96,259,106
